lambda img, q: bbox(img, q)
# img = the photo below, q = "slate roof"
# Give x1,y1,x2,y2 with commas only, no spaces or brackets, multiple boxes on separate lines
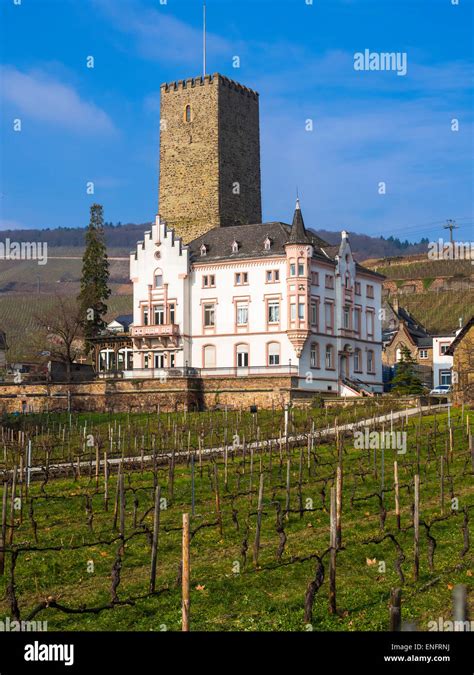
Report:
287,199,311,244
386,303,433,347
189,221,330,262
112,314,134,331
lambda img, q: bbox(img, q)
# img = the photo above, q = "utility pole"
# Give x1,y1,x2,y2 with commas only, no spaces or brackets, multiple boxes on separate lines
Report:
444,219,458,244
203,1,207,78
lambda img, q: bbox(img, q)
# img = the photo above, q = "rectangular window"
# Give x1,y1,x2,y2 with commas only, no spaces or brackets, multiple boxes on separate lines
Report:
235,272,248,286
298,261,305,276
354,350,361,372
343,307,350,330
419,349,428,359
237,349,249,368
204,303,215,328
325,275,334,289
266,269,280,283
311,271,319,286
268,300,280,324
310,345,319,368
355,281,361,296
367,351,374,373
326,347,333,369
310,302,318,327
298,302,305,320
325,302,333,331
169,304,176,324
236,303,248,326
290,262,296,276
354,308,361,334
290,303,296,321
154,273,163,288
203,275,215,288
366,284,374,299
440,344,450,355
366,311,374,338
154,305,165,325
143,308,149,326
440,370,452,385
154,353,165,369
268,344,280,366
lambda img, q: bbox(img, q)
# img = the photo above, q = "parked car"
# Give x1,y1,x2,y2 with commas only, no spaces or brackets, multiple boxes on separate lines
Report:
429,385,451,396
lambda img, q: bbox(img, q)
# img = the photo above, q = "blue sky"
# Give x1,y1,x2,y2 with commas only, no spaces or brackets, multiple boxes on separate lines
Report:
0,0,473,242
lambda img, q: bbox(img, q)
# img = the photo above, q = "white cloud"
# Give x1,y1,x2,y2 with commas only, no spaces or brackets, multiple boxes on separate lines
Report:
0,66,116,135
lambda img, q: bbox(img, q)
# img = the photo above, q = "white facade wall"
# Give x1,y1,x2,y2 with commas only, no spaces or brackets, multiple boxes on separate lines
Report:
432,336,454,387
129,217,384,393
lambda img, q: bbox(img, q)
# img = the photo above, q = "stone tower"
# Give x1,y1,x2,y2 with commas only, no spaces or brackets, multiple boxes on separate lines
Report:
158,73,262,243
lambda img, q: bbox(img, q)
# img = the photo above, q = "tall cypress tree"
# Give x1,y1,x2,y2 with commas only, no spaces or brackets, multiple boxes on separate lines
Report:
78,203,111,341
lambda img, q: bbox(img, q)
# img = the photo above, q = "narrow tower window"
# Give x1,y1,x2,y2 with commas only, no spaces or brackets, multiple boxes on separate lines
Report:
185,105,191,122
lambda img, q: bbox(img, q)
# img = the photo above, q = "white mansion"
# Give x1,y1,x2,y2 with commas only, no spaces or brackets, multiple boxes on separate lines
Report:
129,202,384,395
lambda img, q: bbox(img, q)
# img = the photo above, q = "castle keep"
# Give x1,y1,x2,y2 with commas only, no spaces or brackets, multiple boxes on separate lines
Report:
158,74,262,243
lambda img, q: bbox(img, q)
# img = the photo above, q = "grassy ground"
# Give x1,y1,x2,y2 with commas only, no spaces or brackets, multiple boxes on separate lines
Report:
0,408,472,632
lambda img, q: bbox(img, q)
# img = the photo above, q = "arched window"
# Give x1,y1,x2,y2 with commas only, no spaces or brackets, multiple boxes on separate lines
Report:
354,348,362,372
154,268,163,288
267,342,280,366
310,343,320,368
185,104,191,122
203,345,216,369
236,343,249,368
325,344,334,369
118,348,133,370
367,350,375,373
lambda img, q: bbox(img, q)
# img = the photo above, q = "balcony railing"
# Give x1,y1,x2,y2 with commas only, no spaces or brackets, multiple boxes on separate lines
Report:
130,324,180,338
110,364,299,380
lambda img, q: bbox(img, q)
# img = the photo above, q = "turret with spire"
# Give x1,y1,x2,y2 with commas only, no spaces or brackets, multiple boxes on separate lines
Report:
284,199,312,358
287,198,311,245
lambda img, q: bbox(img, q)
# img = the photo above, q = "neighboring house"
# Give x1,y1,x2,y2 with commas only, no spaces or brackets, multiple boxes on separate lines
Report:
91,315,134,374
446,316,474,405
382,302,433,387
432,336,455,389
0,330,6,369
129,205,384,395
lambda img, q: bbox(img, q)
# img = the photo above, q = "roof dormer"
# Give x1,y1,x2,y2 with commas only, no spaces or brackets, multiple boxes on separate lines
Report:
264,236,272,251
200,244,207,256
231,240,239,254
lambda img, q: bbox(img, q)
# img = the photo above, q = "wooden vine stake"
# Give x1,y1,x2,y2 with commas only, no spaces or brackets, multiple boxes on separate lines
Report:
0,482,8,575
394,461,400,530
149,485,161,593
389,588,402,631
413,474,420,582
182,513,190,632
253,473,264,567
329,486,337,614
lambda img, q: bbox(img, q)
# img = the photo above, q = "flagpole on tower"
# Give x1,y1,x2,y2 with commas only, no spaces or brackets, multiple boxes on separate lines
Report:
203,0,207,78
